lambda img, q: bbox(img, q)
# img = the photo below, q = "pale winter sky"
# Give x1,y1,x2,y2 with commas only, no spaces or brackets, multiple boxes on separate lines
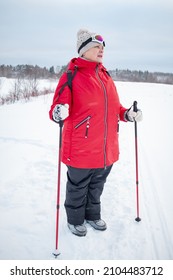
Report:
0,0,173,72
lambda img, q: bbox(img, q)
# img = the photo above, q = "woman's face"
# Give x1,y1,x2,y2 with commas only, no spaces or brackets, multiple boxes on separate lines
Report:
83,43,104,63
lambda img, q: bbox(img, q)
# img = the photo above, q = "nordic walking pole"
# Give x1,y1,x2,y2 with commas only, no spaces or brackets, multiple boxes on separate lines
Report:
133,101,141,222
53,120,63,257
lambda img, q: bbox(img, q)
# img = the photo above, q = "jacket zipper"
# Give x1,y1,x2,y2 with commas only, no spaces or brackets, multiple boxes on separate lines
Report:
75,116,91,138
117,114,120,134
96,66,108,168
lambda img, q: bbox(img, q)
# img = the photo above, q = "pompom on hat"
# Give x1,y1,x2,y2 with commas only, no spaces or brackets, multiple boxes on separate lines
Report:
77,28,105,57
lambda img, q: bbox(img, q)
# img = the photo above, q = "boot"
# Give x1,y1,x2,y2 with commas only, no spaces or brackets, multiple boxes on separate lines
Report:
86,219,107,231
67,223,87,236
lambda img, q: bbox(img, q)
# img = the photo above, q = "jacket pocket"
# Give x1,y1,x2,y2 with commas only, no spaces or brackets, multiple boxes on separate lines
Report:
74,116,91,138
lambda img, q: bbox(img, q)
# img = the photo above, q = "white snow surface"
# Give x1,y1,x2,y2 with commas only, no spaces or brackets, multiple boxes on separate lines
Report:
0,79,173,260
0,77,57,97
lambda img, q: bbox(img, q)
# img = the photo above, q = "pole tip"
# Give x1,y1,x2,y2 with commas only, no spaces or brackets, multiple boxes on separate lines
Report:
52,249,61,258
135,217,141,222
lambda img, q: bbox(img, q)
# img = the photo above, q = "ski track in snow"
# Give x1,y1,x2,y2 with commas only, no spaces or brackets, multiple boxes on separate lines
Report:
0,80,173,260
140,143,173,259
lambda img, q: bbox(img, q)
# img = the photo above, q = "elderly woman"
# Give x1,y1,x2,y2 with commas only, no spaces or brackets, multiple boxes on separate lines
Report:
49,28,142,236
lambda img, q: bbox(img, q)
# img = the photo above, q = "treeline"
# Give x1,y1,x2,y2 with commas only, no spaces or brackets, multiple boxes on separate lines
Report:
0,64,173,84
0,64,61,79
1,64,173,106
109,69,173,84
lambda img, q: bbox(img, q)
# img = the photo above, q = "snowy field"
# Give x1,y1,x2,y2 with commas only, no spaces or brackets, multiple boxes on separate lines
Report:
0,77,57,97
0,78,173,260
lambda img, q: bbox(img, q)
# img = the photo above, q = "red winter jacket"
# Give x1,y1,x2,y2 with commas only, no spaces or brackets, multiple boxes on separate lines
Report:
49,57,127,168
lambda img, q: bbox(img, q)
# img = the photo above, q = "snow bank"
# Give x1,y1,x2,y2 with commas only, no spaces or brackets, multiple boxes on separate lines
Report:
0,81,173,260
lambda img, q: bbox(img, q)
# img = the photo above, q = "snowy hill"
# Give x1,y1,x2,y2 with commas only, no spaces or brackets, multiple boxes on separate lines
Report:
0,80,173,260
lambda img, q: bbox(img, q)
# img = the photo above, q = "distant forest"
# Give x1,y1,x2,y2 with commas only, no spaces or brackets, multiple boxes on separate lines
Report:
0,64,173,84
1,64,173,106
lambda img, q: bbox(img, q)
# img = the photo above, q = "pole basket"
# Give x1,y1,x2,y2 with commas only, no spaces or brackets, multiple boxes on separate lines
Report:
52,249,61,258
135,217,141,222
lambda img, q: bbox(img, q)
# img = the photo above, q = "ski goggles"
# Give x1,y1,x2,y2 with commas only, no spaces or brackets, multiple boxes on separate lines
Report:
78,35,105,53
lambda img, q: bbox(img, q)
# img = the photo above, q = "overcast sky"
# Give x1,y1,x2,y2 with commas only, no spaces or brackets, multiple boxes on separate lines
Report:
1,0,173,72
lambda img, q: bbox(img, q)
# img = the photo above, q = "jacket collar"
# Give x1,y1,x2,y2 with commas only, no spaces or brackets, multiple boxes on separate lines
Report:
69,57,106,72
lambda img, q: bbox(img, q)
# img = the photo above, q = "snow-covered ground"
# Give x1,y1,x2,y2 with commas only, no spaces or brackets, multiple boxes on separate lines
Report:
0,78,173,260
0,77,57,97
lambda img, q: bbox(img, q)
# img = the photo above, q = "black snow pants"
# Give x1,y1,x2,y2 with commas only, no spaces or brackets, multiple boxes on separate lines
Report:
64,165,113,225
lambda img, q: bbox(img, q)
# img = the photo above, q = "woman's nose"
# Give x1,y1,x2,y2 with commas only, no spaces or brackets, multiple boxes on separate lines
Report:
99,45,104,51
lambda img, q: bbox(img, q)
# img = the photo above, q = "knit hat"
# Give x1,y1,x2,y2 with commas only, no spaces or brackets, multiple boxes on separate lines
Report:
77,28,105,57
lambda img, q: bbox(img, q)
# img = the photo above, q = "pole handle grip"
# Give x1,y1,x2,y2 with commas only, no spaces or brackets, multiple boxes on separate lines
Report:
59,120,64,128
133,101,138,112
